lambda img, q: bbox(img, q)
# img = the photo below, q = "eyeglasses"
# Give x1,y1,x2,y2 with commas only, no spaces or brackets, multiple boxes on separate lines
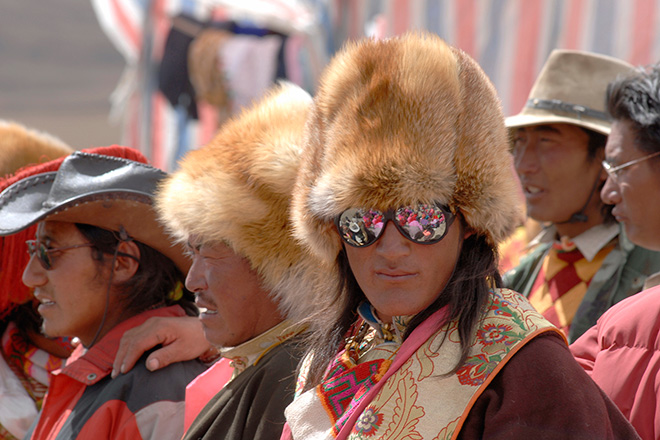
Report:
26,240,95,270
602,150,660,181
335,202,455,248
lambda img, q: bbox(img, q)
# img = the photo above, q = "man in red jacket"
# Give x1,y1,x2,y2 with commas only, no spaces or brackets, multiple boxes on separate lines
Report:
570,64,660,440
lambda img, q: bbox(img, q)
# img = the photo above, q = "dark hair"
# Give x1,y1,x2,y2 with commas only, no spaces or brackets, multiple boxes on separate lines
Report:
579,127,615,223
606,64,660,156
75,223,197,317
8,301,42,338
301,226,500,389
582,127,608,160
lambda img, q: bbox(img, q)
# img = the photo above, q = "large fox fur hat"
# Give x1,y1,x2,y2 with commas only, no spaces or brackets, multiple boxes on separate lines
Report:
1,120,73,176
292,33,524,264
156,82,335,321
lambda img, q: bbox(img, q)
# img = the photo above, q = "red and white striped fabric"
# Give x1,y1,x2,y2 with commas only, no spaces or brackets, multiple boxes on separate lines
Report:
330,0,660,117
92,0,214,171
93,0,660,171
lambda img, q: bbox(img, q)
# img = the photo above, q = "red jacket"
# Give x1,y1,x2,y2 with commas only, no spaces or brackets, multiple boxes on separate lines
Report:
571,285,660,440
27,305,207,440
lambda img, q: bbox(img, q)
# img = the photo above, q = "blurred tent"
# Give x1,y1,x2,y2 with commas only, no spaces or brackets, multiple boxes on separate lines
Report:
92,0,660,171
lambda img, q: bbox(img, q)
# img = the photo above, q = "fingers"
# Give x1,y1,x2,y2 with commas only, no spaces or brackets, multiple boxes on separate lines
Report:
141,318,213,372
112,316,211,378
144,341,191,372
112,317,167,378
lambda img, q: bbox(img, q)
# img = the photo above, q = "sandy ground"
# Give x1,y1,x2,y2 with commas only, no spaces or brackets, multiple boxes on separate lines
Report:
0,0,125,149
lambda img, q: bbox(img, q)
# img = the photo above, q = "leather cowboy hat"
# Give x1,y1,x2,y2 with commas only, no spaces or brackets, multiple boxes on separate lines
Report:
0,145,150,318
506,49,634,135
0,151,190,273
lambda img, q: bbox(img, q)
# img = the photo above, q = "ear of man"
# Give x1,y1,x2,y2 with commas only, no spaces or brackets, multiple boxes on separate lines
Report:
112,240,141,283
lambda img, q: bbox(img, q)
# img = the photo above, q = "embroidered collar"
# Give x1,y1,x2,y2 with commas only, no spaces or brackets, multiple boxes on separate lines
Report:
528,222,619,262
220,320,304,377
356,302,413,345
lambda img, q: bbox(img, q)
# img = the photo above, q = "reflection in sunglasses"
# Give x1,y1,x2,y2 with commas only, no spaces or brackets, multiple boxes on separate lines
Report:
336,202,454,248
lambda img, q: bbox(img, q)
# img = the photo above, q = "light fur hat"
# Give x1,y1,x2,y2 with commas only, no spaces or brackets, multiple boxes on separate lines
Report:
291,32,524,264
0,120,73,176
156,82,335,321
506,49,634,135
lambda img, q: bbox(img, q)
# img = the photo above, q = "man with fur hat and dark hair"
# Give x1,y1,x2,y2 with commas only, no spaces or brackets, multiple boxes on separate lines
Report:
114,82,336,440
281,33,638,439
0,151,205,440
504,50,660,343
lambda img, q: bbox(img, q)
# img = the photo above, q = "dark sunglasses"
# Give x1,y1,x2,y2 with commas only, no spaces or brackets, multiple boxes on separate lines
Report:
335,202,456,248
26,240,95,270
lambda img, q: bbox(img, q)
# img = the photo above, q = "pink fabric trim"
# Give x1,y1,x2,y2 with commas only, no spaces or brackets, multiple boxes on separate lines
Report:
280,421,292,440
183,357,233,433
335,306,450,440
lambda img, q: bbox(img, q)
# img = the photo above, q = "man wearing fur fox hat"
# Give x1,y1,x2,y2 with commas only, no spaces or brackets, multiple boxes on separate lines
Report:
281,33,638,439
113,83,335,440
0,120,73,177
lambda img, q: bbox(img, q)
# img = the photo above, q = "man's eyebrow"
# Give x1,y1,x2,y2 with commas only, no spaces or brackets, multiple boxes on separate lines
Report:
531,125,561,134
36,232,55,245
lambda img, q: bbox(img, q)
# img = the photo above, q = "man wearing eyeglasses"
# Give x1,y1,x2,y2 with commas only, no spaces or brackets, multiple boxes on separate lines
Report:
570,63,660,440
503,49,660,344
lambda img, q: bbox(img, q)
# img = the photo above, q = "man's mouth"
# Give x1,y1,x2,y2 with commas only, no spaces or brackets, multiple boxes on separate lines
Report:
36,295,55,306
524,185,543,195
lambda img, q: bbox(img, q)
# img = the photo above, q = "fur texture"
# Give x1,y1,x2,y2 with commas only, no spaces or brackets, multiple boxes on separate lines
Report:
292,33,525,264
156,83,337,322
0,120,73,176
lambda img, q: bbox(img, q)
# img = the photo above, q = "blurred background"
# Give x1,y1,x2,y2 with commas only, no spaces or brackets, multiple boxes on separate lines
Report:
3,0,660,171
0,0,124,148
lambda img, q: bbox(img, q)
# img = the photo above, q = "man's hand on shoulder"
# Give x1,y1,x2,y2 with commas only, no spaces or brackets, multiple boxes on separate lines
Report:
112,316,213,378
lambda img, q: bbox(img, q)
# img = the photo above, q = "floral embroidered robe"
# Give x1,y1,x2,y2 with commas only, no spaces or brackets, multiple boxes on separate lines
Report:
285,288,563,440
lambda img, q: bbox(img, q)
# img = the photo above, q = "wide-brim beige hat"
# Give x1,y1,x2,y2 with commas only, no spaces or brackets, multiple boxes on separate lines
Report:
506,49,634,135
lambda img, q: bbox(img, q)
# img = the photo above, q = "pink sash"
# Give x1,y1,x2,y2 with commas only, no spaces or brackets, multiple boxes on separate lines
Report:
183,357,233,432
335,306,449,440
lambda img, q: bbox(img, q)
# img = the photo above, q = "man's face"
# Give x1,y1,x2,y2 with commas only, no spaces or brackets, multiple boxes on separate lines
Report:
512,123,606,234
344,217,465,323
185,237,283,347
23,221,114,347
601,119,660,250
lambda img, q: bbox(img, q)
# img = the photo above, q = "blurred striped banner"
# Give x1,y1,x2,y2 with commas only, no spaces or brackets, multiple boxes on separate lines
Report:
93,0,660,170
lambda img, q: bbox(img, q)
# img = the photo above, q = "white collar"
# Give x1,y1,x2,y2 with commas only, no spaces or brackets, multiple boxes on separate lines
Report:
219,320,304,378
528,223,620,262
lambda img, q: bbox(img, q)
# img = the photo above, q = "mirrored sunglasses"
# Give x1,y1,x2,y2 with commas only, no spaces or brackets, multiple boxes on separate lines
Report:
26,239,94,270
335,202,455,248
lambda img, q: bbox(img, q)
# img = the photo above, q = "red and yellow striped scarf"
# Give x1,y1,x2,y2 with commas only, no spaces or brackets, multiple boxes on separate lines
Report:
1,322,64,408
528,240,615,337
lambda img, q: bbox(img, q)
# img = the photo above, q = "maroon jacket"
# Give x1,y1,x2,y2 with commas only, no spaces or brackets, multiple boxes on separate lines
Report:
571,285,660,440
461,333,640,439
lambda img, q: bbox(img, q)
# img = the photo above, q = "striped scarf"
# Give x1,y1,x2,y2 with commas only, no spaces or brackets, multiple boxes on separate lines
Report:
2,321,64,402
528,240,615,336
